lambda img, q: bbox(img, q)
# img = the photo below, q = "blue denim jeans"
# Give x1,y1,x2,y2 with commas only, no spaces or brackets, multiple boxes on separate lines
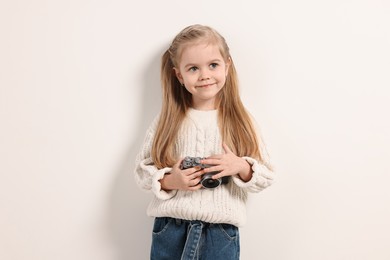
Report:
150,217,240,260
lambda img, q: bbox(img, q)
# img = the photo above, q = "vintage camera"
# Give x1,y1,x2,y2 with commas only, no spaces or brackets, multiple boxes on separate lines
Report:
180,156,229,189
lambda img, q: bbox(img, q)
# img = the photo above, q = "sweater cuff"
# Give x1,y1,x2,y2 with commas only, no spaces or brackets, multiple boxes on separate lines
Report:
151,167,177,200
231,156,270,188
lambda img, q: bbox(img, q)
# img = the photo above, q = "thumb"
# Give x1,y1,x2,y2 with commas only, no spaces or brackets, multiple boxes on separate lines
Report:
174,157,184,169
222,143,233,154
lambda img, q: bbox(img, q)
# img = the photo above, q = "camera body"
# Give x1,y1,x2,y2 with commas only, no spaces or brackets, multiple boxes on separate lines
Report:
180,156,229,189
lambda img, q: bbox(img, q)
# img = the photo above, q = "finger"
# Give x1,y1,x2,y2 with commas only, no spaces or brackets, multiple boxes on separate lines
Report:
211,171,227,180
175,157,185,168
222,143,233,154
183,166,202,175
189,177,201,186
187,183,202,191
201,158,221,166
188,169,204,178
196,169,205,177
203,165,223,173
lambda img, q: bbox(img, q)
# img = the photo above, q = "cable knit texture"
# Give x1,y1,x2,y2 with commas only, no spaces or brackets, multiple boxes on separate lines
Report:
134,108,274,227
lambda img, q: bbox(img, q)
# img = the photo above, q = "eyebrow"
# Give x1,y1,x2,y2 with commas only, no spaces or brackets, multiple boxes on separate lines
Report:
183,59,223,69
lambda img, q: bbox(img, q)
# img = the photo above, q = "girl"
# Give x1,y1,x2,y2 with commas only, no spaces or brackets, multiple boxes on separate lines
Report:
135,24,274,260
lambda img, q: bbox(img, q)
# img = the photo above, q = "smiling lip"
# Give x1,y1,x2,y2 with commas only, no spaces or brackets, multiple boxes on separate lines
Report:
196,83,216,88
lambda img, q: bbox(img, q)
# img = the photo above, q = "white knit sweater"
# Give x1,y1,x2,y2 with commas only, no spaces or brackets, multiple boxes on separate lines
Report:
134,108,274,227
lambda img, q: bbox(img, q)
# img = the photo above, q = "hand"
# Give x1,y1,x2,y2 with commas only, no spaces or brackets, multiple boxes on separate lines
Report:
201,143,253,182
160,158,204,191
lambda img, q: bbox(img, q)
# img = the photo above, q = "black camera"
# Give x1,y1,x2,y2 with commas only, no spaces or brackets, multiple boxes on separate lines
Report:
180,156,229,189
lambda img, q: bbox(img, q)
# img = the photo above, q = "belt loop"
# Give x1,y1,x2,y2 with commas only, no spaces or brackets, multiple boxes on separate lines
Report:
175,218,182,225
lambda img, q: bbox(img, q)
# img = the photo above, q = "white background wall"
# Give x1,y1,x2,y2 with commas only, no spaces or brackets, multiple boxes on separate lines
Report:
1,0,389,259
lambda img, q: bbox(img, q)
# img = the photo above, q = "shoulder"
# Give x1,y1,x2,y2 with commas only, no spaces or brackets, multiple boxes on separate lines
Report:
142,113,161,139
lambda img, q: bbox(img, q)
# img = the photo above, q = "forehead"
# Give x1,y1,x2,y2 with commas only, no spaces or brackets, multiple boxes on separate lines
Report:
178,43,224,66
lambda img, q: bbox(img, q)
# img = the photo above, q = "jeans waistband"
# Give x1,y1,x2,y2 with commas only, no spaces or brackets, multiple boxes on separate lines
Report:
174,218,210,226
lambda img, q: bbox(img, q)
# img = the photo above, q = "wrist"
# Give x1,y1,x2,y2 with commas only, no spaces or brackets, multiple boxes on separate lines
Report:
160,174,173,191
238,158,252,182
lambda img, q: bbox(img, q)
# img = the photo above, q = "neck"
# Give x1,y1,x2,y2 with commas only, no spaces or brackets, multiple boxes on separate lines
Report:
191,99,216,111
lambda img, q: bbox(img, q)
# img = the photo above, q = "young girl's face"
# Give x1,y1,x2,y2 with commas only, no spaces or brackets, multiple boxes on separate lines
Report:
174,42,230,110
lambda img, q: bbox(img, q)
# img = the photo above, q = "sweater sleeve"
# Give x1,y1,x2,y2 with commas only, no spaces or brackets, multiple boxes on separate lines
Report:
231,116,275,192
134,116,177,200
231,154,274,193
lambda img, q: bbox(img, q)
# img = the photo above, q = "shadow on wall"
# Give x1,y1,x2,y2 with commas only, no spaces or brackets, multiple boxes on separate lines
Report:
107,46,165,260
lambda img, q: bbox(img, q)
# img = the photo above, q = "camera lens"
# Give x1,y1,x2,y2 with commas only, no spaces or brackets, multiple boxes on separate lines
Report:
201,173,222,189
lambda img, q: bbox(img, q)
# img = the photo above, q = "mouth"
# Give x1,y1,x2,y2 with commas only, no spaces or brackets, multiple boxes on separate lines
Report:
196,83,216,88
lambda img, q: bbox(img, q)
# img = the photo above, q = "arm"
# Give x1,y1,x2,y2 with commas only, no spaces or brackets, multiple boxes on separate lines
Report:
235,115,275,192
201,143,274,193
134,117,177,200
134,117,204,199
232,153,274,193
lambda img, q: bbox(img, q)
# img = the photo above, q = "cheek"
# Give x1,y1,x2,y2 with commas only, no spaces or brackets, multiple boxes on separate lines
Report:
218,70,228,81
183,74,197,84
183,85,194,94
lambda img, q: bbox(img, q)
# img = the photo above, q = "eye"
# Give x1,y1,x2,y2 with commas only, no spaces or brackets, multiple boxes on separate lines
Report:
210,63,219,69
188,66,198,72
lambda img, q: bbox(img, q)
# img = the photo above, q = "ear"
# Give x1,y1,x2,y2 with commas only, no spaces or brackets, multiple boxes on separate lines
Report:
173,67,183,84
225,57,232,76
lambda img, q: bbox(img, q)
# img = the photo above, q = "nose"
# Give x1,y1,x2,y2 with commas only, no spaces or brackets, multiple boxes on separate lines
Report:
199,69,211,81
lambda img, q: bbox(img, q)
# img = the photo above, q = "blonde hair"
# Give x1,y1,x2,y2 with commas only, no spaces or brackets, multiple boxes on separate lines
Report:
152,24,262,168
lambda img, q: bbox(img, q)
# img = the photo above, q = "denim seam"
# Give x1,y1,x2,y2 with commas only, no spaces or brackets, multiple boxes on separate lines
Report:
217,224,238,241
152,218,173,236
